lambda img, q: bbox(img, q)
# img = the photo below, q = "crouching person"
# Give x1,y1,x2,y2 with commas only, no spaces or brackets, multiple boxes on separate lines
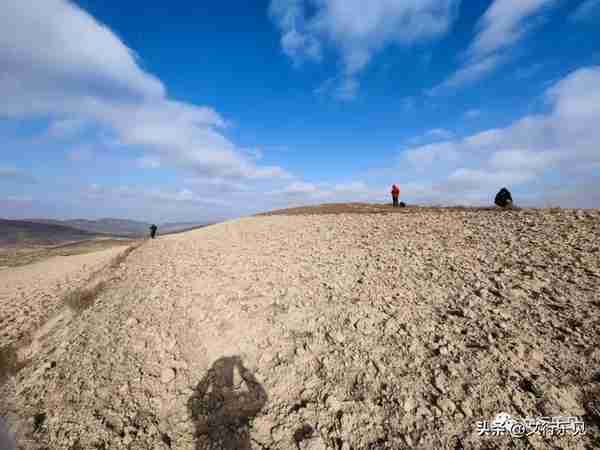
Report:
495,188,513,208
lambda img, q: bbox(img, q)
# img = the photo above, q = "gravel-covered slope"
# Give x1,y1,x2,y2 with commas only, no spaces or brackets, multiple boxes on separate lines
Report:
3,208,600,449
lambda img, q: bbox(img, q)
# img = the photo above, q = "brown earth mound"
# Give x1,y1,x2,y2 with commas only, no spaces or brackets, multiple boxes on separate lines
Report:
257,203,501,216
1,207,600,449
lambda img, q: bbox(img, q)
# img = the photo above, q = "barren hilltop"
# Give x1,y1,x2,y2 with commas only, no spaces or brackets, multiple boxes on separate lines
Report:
1,205,600,449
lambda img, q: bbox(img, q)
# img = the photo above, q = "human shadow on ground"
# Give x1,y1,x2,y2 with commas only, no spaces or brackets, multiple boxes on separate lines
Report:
188,356,267,450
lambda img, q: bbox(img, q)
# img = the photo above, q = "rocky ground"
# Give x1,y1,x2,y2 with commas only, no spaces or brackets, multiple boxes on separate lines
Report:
0,245,129,349
1,207,600,449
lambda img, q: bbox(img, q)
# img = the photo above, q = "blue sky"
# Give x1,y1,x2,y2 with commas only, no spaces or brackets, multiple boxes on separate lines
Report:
1,0,600,222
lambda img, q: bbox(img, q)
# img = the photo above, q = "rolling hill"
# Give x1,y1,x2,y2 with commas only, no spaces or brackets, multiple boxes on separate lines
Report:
24,218,151,237
24,218,211,237
0,219,98,246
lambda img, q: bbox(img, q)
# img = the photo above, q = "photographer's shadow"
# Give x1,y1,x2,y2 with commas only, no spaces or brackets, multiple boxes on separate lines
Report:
188,356,267,450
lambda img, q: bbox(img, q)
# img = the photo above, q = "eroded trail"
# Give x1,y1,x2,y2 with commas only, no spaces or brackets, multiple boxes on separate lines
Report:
0,246,129,348
4,210,600,449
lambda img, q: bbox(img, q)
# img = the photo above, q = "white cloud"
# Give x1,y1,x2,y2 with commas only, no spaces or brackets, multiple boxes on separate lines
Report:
465,108,482,119
428,54,503,94
403,128,454,148
0,0,164,114
404,141,459,170
430,0,556,93
400,66,600,206
444,167,536,192
270,0,459,97
570,0,600,22
270,180,381,206
426,128,454,139
488,149,562,171
277,181,319,195
536,178,600,208
335,77,359,101
469,0,556,58
0,0,289,183
314,75,359,101
332,181,369,194
184,177,251,193
85,184,230,207
270,0,323,64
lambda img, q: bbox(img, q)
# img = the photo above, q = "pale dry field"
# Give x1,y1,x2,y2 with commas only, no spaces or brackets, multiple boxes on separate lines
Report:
0,238,136,269
0,245,130,349
1,208,599,450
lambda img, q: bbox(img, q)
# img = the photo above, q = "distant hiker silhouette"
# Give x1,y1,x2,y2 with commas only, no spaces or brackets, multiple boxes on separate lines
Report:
391,184,400,208
188,356,267,450
494,188,513,208
149,224,158,239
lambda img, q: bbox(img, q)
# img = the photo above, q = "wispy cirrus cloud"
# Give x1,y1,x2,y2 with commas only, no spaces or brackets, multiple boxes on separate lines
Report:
464,108,483,119
429,0,557,94
426,128,454,140
468,0,556,58
570,0,600,22
270,0,460,100
428,54,505,95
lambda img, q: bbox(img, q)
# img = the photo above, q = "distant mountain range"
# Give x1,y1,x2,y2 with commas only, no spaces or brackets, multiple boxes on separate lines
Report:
25,218,152,237
1,218,213,246
0,219,99,246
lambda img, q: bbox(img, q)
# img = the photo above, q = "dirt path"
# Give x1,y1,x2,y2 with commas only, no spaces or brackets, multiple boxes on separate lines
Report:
0,245,130,348
3,209,600,449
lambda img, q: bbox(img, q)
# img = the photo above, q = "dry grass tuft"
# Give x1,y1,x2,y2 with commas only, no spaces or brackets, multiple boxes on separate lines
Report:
109,242,140,269
0,344,21,382
64,242,141,312
64,281,108,313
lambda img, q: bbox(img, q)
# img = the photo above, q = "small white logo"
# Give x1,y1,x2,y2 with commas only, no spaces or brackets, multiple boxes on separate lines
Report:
477,414,585,438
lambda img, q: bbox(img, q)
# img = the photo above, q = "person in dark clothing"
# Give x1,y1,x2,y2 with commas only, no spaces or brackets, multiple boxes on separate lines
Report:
494,188,513,208
149,224,158,239
391,184,400,208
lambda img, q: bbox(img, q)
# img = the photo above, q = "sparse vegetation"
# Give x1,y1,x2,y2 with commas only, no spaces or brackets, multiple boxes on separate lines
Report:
64,281,108,313
64,243,142,312
0,344,21,382
0,238,136,268
109,243,141,269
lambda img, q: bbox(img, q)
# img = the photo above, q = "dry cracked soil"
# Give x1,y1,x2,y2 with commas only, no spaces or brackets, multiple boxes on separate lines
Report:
1,207,600,450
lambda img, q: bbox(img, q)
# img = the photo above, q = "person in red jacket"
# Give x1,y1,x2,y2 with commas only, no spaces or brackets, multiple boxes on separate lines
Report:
391,184,400,207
